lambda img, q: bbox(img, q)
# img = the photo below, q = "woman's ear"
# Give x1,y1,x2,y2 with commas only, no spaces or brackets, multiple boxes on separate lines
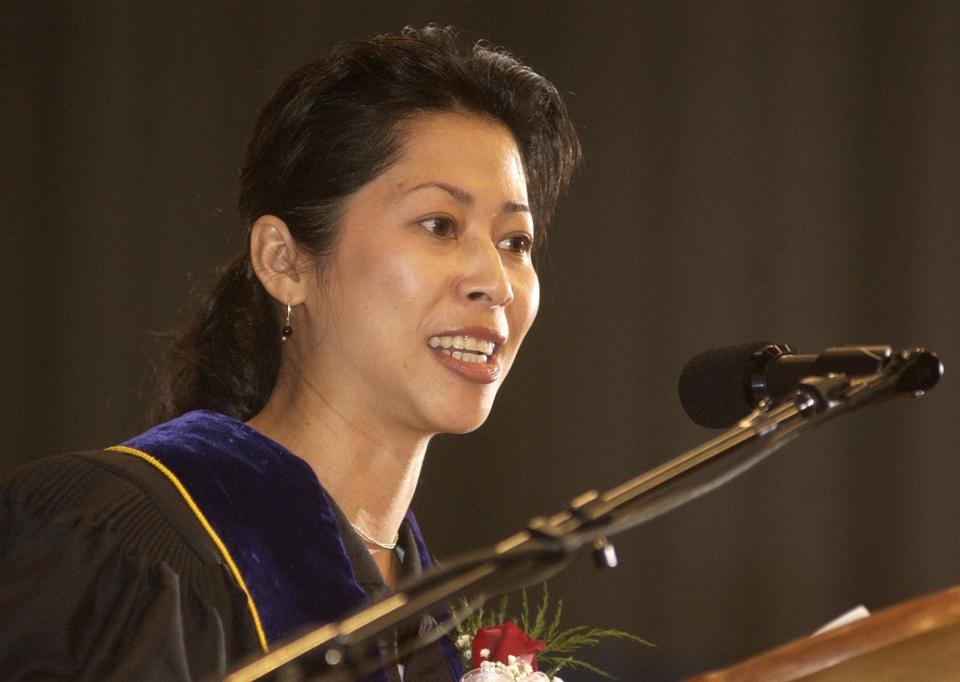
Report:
249,215,308,305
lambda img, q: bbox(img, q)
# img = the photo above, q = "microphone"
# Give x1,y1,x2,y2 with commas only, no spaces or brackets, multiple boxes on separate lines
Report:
678,342,897,428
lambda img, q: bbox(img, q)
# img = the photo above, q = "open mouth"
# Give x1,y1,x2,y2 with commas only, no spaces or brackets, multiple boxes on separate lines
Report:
427,335,496,364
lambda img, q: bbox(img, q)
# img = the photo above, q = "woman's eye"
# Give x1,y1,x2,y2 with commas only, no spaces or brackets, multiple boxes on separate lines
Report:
420,216,457,239
498,234,533,255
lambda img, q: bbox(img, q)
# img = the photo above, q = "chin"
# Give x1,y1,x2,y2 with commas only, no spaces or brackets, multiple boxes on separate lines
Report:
430,403,494,435
443,421,487,435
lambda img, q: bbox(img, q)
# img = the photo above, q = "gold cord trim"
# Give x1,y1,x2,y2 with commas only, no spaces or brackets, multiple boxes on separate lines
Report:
106,445,269,653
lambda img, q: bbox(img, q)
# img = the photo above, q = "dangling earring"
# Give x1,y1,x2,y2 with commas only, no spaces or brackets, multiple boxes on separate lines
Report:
281,304,293,341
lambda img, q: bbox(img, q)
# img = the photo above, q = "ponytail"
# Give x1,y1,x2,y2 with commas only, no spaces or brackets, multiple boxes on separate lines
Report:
151,253,281,424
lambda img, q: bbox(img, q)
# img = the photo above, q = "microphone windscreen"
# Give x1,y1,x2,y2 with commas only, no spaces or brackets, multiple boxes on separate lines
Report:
678,342,773,428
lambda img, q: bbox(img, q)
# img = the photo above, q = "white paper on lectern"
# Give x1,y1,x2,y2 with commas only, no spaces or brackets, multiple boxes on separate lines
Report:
813,605,871,635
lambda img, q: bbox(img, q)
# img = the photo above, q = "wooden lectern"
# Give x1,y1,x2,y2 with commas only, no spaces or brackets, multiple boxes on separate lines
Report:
686,584,960,681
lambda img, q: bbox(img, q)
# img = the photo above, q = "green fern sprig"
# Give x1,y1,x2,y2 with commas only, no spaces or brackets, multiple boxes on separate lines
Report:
538,626,653,678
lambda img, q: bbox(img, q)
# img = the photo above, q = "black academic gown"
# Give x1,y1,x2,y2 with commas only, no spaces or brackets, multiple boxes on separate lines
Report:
0,410,464,681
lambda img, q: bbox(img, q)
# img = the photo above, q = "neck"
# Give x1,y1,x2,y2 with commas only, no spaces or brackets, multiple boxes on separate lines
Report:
247,372,431,551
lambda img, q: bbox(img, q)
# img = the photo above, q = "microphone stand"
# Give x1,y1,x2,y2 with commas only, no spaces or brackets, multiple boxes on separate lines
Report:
224,348,942,682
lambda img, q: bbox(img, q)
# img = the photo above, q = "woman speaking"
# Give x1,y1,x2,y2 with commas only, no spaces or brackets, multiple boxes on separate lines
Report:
0,25,579,681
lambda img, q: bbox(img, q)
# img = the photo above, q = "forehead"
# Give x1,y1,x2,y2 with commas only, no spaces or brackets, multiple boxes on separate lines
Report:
381,111,529,204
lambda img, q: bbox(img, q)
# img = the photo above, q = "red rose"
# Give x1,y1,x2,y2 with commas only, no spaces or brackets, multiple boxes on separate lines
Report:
471,621,546,671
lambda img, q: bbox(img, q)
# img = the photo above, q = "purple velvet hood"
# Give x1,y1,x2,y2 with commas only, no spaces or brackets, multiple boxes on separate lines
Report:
119,410,462,680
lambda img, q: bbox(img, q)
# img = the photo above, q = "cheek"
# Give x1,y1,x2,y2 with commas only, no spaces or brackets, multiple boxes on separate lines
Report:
511,270,540,341
345,238,433,311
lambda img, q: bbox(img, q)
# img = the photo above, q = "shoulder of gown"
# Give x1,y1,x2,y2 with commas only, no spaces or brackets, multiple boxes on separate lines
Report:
0,451,261,681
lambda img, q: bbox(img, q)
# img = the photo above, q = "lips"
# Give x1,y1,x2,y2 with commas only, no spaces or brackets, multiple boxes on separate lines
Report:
427,327,506,384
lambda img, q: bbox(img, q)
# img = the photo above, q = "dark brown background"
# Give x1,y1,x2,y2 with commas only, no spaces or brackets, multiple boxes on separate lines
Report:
2,2,958,680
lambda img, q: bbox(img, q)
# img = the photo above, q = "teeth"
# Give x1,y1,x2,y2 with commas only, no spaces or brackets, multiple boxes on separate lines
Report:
437,350,489,363
427,335,497,355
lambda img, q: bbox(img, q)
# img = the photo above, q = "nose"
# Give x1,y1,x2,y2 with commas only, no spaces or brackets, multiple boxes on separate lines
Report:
456,238,514,307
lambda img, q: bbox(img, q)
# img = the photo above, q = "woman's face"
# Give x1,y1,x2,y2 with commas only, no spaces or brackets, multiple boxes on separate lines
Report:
296,111,539,438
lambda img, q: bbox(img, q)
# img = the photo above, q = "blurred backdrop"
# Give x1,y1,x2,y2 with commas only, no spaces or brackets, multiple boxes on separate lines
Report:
2,1,958,679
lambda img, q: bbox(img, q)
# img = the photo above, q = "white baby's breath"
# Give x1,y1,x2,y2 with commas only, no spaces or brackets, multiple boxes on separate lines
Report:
472,660,553,681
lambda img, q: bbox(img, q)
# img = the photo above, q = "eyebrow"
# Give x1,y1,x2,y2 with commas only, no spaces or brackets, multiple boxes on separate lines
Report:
403,181,530,214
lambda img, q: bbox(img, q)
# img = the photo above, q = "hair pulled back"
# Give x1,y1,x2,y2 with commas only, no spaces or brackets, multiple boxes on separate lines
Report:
152,25,581,424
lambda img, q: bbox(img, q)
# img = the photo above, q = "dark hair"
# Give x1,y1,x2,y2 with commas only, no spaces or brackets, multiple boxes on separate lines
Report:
152,25,581,424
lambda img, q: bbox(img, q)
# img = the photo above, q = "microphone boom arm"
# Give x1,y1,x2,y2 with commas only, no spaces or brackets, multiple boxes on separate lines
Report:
224,348,942,681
